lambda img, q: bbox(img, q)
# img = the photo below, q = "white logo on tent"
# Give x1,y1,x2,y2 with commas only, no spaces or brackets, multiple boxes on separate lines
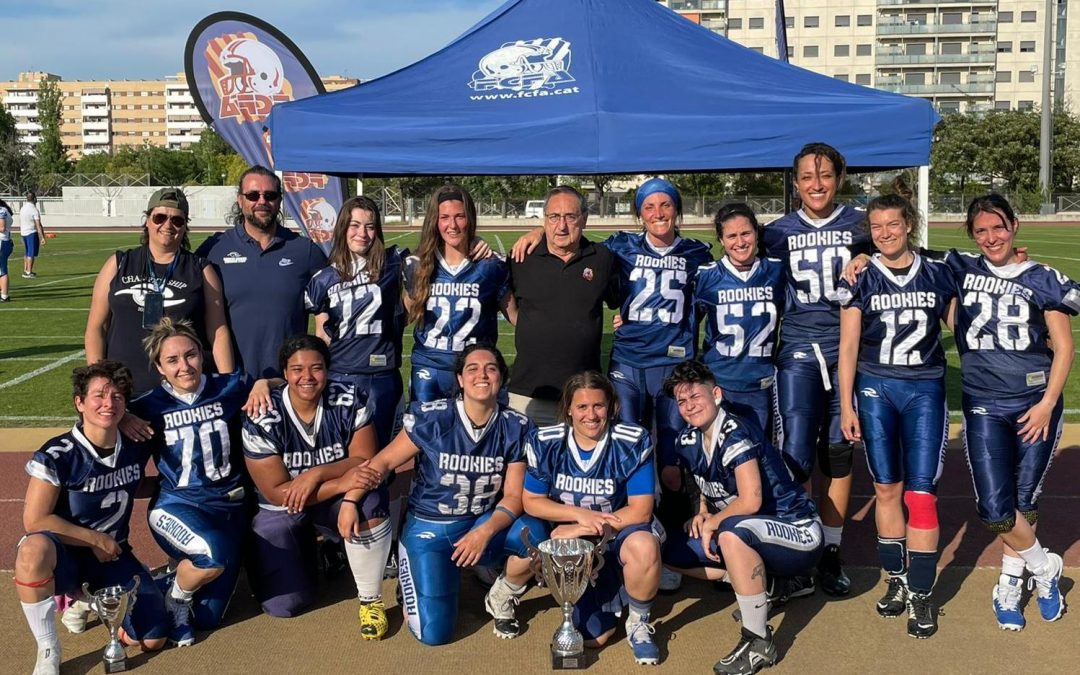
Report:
469,38,575,92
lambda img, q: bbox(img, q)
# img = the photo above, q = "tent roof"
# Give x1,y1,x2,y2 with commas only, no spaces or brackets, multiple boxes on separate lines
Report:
269,0,940,175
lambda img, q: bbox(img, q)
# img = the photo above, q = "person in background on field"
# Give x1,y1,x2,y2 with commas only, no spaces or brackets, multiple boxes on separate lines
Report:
85,188,233,395
196,166,328,378
19,191,46,278
0,197,13,301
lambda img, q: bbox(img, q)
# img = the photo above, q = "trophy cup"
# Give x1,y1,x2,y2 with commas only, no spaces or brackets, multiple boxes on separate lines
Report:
523,525,614,669
83,576,140,673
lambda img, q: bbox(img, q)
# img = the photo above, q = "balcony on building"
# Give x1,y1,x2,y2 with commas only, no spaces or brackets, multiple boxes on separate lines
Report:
81,119,110,132
876,47,997,66
878,0,996,5
668,0,726,11
3,91,38,105
877,17,997,35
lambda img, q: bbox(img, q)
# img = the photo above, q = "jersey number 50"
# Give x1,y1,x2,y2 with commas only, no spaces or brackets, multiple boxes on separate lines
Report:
790,247,851,303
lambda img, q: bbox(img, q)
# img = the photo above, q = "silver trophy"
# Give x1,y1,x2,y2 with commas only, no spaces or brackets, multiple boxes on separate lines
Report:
83,576,140,673
523,525,614,670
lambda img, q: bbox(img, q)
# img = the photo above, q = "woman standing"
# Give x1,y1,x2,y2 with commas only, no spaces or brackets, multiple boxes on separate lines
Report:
523,372,663,665
836,193,955,638
342,344,546,644
0,197,12,302
85,188,233,394
404,185,514,402
306,196,407,447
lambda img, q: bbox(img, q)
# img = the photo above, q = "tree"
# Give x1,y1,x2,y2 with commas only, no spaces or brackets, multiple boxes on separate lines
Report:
0,106,31,191
74,151,112,176
190,128,237,185
31,77,71,184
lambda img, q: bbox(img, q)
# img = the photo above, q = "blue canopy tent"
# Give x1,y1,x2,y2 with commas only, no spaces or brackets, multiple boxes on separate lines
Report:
268,0,939,176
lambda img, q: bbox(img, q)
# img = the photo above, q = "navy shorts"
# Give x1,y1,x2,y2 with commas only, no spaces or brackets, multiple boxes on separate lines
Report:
963,391,1064,527
856,373,948,492
609,361,683,468
249,489,388,618
715,515,823,578
332,369,404,448
0,239,12,276
721,388,772,438
23,531,167,641
774,341,848,481
148,492,248,628
398,510,548,645
23,232,39,257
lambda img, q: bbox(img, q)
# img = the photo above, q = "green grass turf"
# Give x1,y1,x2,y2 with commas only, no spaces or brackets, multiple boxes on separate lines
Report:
2,225,1080,424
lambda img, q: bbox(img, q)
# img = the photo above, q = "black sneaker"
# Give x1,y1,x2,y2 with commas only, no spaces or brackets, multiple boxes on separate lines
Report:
818,544,851,596
320,539,348,579
773,575,815,607
907,593,938,639
713,626,777,675
876,577,908,618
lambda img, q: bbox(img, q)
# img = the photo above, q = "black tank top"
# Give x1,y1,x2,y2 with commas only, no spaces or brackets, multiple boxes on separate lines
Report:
106,246,209,394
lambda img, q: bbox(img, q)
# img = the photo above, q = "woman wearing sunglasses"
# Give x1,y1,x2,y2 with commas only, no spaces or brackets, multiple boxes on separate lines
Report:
85,187,234,395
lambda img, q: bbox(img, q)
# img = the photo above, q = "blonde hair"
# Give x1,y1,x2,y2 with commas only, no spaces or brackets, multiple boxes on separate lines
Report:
142,317,201,366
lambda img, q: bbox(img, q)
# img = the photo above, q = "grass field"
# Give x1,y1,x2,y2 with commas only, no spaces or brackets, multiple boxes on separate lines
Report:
3,224,1080,425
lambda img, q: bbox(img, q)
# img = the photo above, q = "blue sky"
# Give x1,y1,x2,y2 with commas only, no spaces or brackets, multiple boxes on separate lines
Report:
1,0,505,82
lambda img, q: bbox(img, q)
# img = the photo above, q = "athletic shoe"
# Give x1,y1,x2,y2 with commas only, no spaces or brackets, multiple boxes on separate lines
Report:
0,296,8,302
320,539,348,579
1027,551,1066,622
773,575,815,607
32,642,61,675
359,600,389,640
485,574,525,639
22,272,33,279
906,592,938,639
166,596,195,647
383,549,399,580
659,568,683,593
713,626,777,675
876,576,908,618
818,544,851,596
60,599,92,634
992,574,1026,631
625,613,660,665
473,564,501,587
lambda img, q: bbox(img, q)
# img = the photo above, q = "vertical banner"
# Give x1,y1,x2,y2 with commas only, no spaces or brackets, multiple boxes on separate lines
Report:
775,0,790,63
184,12,345,251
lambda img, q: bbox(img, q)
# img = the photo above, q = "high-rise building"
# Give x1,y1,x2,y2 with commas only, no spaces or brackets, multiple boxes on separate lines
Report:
660,0,1078,114
0,71,358,157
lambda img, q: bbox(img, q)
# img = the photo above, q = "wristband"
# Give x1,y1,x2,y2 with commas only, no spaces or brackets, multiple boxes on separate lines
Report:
342,498,360,506
494,505,516,520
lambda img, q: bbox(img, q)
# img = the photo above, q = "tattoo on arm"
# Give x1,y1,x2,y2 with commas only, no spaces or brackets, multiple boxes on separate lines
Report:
751,564,765,580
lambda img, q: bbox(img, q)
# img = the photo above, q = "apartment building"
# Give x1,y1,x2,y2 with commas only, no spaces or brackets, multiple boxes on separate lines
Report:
0,71,358,158
661,0,1078,114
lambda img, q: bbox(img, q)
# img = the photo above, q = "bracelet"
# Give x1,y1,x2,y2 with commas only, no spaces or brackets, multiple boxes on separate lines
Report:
342,498,360,506
494,505,516,520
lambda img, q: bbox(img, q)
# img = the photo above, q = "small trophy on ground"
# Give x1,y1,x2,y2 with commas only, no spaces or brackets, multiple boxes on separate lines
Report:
83,576,140,673
523,525,614,669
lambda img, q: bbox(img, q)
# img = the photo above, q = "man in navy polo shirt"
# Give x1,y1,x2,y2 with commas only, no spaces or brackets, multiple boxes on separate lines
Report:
196,166,327,377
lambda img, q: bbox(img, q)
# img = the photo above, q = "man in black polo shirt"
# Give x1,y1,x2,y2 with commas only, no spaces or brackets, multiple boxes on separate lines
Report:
508,186,618,425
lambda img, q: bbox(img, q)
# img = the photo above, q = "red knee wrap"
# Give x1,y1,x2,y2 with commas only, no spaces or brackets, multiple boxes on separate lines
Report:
904,491,938,530
14,576,54,588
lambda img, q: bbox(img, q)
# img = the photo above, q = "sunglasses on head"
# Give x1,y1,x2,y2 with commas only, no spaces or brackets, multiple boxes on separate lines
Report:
150,213,187,227
242,190,282,202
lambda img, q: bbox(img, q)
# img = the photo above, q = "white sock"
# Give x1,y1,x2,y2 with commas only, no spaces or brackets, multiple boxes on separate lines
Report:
345,519,393,602
170,581,195,603
21,598,58,647
822,525,843,547
735,591,769,639
1016,541,1050,576
502,576,526,594
1001,554,1026,578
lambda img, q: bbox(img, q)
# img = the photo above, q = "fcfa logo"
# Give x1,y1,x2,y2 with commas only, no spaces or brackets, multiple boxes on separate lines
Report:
469,38,574,92
206,33,294,122
299,198,336,244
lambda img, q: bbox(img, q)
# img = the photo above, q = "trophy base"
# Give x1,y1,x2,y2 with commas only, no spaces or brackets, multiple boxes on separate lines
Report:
552,650,591,670
104,659,128,673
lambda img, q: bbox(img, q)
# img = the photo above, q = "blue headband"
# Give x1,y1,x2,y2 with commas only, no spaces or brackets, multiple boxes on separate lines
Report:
635,178,680,212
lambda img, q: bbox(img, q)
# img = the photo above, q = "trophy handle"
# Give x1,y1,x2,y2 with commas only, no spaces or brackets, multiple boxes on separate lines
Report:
81,582,96,613
128,575,140,611
520,526,545,587
589,524,615,584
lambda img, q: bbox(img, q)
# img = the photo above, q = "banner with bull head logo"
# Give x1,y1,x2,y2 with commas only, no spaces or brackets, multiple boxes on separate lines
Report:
184,11,346,251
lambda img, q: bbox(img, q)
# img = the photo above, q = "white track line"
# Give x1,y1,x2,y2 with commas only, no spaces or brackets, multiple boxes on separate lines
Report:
0,357,71,362
0,416,74,422
23,273,97,289
3,336,85,339
0,351,85,390
0,308,89,312
494,235,506,255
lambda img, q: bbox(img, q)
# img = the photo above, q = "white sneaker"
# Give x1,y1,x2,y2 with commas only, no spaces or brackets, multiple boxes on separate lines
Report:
60,600,92,634
33,642,61,675
659,568,682,592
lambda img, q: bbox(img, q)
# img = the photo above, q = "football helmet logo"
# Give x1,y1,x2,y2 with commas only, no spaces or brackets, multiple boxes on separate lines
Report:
220,37,284,97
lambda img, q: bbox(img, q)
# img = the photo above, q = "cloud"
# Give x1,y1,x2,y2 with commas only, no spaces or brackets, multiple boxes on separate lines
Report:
0,0,503,82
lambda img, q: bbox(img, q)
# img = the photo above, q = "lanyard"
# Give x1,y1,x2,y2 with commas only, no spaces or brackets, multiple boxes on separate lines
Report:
146,250,180,293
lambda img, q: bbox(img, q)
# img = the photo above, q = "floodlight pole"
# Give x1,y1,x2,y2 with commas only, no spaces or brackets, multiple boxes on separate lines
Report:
1039,0,1054,214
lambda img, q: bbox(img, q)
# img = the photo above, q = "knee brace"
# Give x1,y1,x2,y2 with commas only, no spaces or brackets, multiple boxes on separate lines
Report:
1020,510,1038,526
984,515,1016,534
818,442,853,479
903,491,939,530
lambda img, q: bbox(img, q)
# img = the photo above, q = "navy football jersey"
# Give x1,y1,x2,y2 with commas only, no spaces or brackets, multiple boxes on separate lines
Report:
761,206,871,343
695,256,784,392
674,405,815,521
525,422,653,513
948,251,1080,397
607,232,713,367
838,254,956,380
305,246,407,375
25,426,151,544
404,253,510,371
242,381,372,507
403,399,533,521
129,372,251,506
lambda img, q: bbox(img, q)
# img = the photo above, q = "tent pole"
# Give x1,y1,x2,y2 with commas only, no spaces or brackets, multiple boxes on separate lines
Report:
356,175,363,196
918,165,930,247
